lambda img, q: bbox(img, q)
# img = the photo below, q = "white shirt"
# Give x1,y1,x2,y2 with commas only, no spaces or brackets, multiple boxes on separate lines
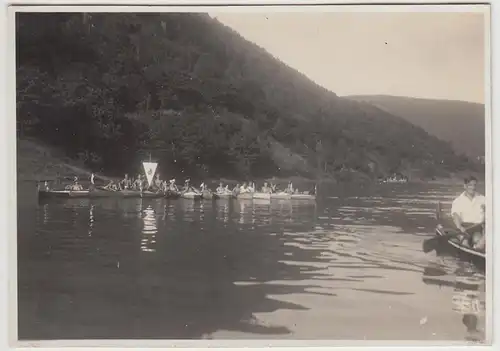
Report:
451,192,485,224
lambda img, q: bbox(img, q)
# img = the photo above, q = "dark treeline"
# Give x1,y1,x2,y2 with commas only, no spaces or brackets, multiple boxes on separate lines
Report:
16,13,479,181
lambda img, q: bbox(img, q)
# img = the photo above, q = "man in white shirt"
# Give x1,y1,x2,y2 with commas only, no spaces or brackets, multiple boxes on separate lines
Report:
450,176,486,250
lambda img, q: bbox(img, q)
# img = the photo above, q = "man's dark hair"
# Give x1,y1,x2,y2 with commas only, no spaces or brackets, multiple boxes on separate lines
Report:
464,176,478,184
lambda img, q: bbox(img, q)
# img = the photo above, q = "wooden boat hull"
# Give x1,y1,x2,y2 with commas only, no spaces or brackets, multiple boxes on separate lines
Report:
181,192,202,200
138,191,164,198
253,192,271,200
270,193,292,200
435,225,485,266
165,190,181,199
213,192,234,199
236,193,253,200
201,190,213,200
38,190,90,198
38,189,164,199
291,194,316,200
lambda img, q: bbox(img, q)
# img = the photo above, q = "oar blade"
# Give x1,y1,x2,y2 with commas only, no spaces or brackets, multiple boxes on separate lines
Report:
423,236,440,253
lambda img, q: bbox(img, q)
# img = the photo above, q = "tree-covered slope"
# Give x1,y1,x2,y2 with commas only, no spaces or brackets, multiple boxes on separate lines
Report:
16,13,478,181
347,95,485,159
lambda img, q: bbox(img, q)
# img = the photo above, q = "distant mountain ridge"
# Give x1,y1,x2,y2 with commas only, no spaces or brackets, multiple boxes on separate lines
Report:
346,95,485,159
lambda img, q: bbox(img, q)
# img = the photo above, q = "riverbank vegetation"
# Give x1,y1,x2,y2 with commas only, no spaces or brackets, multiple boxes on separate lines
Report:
16,13,482,182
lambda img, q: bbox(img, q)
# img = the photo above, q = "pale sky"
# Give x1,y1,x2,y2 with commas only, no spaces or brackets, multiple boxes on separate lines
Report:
209,11,486,104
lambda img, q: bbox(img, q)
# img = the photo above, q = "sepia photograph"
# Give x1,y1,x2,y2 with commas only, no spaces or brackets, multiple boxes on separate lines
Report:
10,2,492,347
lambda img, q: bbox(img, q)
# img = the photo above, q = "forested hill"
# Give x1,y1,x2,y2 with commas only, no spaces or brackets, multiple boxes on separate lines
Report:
16,13,479,181
347,95,485,159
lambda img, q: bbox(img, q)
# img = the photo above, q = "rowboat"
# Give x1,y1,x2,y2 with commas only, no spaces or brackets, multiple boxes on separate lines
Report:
270,192,292,200
181,191,202,200
38,189,90,199
253,192,271,200
201,190,213,200
213,192,234,200
291,193,316,201
38,188,165,199
435,224,485,266
165,190,181,199
236,192,253,200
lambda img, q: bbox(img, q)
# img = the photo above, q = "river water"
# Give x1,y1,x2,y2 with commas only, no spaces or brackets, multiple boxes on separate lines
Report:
16,182,487,342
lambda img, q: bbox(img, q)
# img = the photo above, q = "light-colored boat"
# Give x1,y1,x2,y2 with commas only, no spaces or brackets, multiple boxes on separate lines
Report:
270,192,292,200
253,192,271,200
201,190,213,200
181,191,202,200
236,192,254,200
38,188,164,199
291,193,316,201
213,191,234,199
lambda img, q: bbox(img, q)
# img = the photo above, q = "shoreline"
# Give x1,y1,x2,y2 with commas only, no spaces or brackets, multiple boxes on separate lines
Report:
17,139,483,187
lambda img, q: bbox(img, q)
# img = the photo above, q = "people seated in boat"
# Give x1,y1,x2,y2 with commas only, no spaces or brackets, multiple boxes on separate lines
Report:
133,175,145,191
451,176,486,251
69,177,84,191
183,179,196,193
233,183,241,195
216,182,226,194
199,182,207,192
73,182,84,191
119,174,132,190
261,182,271,193
247,182,255,193
240,182,249,193
153,174,163,192
103,180,118,191
270,183,277,193
285,181,294,194
168,179,179,192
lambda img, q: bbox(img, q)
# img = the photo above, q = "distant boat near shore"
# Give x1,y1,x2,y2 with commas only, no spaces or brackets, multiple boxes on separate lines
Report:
379,174,409,184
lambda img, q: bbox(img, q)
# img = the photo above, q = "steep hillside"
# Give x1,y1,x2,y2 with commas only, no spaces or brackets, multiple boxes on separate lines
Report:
17,138,114,182
347,95,485,159
16,13,479,182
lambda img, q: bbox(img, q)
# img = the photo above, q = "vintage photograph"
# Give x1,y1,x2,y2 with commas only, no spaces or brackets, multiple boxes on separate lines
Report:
14,4,490,345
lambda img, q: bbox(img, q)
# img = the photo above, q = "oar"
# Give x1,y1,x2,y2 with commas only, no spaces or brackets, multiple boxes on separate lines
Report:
423,223,483,253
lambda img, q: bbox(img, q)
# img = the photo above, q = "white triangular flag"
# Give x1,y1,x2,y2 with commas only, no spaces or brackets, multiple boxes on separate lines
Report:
142,162,158,187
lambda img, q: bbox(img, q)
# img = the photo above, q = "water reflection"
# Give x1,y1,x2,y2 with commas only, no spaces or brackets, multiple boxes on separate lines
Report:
43,203,49,225
422,260,486,342
141,205,158,253
88,205,94,237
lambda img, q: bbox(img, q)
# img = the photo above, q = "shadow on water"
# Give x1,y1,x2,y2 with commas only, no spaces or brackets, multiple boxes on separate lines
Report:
18,196,331,339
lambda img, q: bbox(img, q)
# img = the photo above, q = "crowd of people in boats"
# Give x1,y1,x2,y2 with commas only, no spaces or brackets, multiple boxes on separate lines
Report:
54,173,316,197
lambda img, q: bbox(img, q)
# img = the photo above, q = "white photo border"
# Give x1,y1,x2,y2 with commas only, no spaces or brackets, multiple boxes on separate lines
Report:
1,1,496,351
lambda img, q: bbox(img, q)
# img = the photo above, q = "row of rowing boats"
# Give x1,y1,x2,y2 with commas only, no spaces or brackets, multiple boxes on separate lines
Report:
38,188,316,201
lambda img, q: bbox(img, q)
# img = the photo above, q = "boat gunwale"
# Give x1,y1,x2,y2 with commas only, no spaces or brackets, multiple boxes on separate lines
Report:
435,225,486,259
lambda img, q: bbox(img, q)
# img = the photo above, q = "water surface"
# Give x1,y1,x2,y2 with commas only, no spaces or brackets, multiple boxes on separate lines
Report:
17,182,486,341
